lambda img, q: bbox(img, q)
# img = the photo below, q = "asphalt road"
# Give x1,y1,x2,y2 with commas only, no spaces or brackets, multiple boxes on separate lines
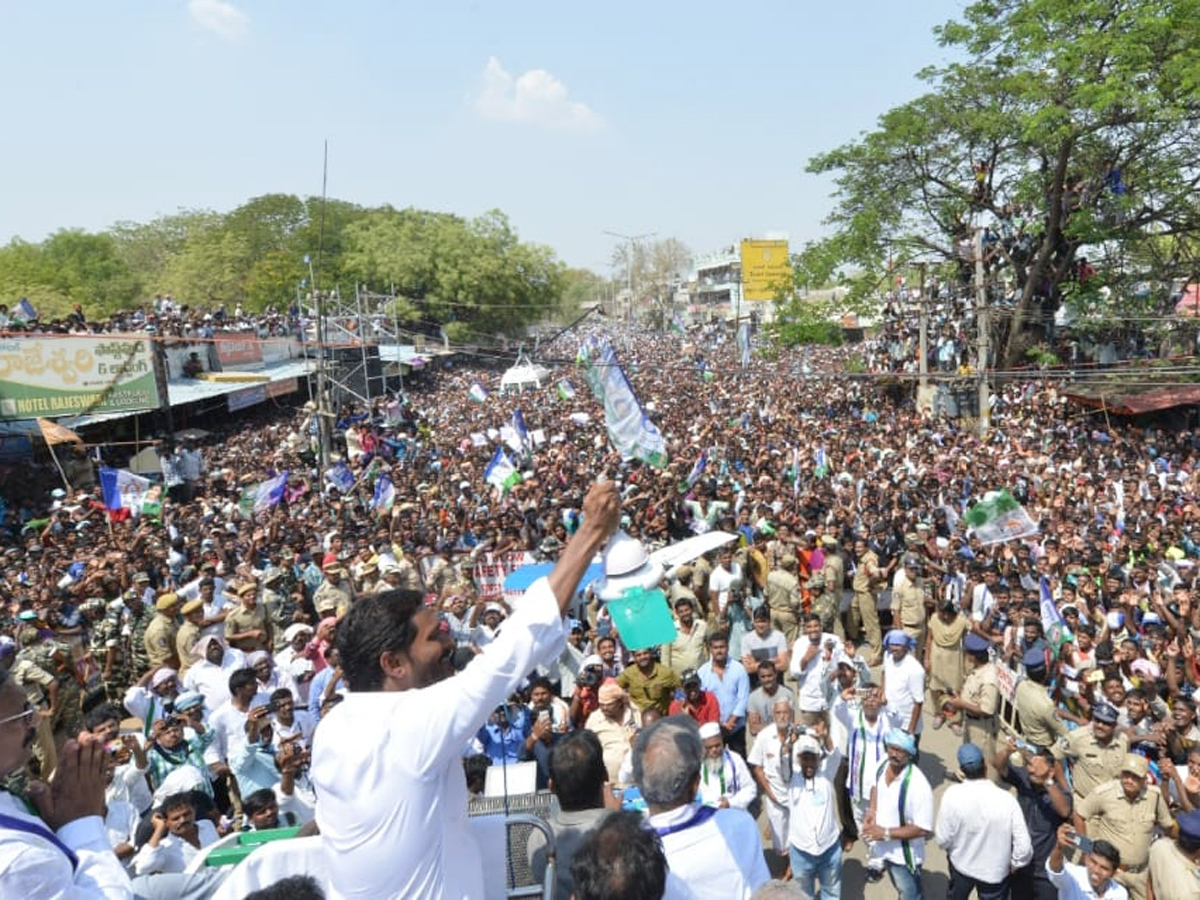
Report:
760,704,962,897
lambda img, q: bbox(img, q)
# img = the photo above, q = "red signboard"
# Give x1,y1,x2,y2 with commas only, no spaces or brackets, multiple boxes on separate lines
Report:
214,332,263,367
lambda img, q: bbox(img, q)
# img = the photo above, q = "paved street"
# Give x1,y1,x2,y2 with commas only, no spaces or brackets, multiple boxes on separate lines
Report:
759,704,964,897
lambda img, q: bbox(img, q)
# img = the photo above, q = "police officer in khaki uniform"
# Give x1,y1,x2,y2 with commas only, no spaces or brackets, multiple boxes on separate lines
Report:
1014,648,1067,750
818,536,845,638
1148,808,1200,900
1075,754,1177,900
1062,703,1128,807
224,581,273,654
175,598,205,677
948,632,1000,757
143,593,181,670
313,563,354,616
764,554,802,645
891,554,929,657
850,538,885,664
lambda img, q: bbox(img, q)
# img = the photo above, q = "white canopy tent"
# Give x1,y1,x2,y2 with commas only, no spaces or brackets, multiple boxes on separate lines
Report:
499,350,551,393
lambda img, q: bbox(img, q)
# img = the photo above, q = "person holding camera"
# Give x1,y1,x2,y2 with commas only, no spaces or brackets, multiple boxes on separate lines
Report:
779,718,843,900
749,697,800,865
1047,823,1127,900
832,681,893,878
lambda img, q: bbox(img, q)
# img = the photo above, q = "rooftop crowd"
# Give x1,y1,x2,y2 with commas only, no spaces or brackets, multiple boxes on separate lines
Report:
2,317,1200,900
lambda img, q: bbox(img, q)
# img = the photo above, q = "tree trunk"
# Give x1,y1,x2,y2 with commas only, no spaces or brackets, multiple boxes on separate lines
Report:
1002,139,1074,368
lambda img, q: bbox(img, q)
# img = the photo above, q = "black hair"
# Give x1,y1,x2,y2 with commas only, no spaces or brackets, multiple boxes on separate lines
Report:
242,788,279,819
549,730,608,812
270,688,294,705
84,703,123,731
159,792,194,816
706,630,731,647
463,753,490,795
243,875,326,900
335,588,425,691
228,667,258,695
1090,839,1121,869
528,675,554,695
570,810,667,900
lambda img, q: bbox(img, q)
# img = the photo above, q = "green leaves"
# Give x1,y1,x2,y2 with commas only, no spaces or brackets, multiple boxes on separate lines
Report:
805,0,1200,364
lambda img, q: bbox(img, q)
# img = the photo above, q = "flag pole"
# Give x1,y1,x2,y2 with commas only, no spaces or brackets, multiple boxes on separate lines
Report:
45,440,73,494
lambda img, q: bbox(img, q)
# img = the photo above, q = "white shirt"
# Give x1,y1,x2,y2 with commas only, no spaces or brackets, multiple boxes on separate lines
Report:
102,801,140,869
789,633,842,712
971,582,996,623
696,749,756,810
833,699,893,803
747,728,791,801
182,649,248,710
935,778,1032,882
204,697,268,767
107,759,154,815
131,819,219,875
647,803,770,900
882,652,926,735
870,761,934,868
783,747,843,855
0,791,134,899
1045,858,1129,900
311,576,568,900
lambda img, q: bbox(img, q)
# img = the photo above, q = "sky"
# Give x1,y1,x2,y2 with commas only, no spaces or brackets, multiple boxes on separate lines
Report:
0,0,967,274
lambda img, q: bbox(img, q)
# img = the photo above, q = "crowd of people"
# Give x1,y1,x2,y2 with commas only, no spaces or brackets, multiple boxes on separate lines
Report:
2,317,1200,900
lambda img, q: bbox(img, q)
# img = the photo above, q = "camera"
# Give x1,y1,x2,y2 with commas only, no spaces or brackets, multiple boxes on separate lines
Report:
578,666,602,689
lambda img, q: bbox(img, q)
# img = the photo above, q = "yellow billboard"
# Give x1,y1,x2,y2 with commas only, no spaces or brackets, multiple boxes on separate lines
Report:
740,239,792,301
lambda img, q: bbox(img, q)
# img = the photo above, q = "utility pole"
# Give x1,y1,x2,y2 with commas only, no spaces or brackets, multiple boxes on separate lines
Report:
313,141,332,473
917,262,929,397
975,228,990,438
603,230,656,324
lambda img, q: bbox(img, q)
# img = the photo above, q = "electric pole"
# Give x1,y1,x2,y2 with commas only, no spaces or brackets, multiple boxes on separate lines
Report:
603,230,656,323
975,228,990,438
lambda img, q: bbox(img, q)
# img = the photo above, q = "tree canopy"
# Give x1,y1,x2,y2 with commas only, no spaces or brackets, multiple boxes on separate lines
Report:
801,0,1200,364
0,195,573,340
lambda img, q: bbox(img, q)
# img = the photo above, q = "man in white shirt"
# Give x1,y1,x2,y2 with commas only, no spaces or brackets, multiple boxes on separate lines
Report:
832,681,894,878
780,721,843,900
131,793,219,876
1046,823,1128,900
696,721,756,810
0,670,136,899
935,743,1032,899
880,629,926,748
862,728,934,899
790,614,843,725
748,697,799,859
182,635,247,709
635,716,770,900
311,481,619,900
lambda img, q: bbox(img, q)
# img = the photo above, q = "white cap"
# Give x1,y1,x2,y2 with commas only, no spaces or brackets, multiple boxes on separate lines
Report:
698,722,722,740
795,735,823,756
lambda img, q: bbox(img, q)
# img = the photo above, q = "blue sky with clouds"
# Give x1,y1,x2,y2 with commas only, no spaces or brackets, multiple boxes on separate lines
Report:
0,0,965,272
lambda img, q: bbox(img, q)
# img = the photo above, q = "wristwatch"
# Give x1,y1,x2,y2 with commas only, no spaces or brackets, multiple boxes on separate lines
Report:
884,828,891,842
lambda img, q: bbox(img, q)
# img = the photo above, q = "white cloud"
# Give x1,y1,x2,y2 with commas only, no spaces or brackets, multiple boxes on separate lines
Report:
475,57,603,132
188,0,249,42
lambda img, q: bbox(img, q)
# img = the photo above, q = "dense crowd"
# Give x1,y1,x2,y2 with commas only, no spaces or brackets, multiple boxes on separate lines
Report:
3,319,1200,900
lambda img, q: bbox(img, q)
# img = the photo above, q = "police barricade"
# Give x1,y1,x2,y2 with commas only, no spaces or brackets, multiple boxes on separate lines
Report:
994,657,1024,739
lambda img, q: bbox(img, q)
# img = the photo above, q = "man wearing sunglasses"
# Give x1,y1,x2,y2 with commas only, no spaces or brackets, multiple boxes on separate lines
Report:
0,664,135,897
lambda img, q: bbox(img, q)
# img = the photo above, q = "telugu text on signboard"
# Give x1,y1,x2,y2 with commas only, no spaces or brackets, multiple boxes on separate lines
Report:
0,336,160,420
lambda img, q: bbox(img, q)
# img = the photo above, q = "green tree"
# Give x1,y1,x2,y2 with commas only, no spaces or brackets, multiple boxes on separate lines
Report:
805,0,1200,365
40,230,142,315
342,207,564,340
